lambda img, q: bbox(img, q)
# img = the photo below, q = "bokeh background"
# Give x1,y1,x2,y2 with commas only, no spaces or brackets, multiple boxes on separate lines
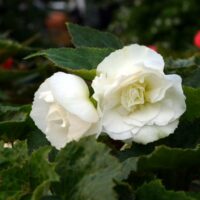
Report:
1,0,200,49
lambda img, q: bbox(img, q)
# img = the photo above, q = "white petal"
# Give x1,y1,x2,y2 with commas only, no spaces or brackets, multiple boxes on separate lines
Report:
124,103,161,127
102,108,132,134
133,120,179,144
49,72,99,123
153,74,186,125
166,74,185,95
143,47,164,71
97,44,164,78
152,99,174,126
144,72,172,103
104,130,133,140
30,81,50,133
86,121,102,137
67,112,92,140
166,74,186,120
45,126,70,150
45,112,93,149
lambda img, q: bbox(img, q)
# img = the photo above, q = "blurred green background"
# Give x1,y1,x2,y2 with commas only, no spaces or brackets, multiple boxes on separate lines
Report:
1,0,200,49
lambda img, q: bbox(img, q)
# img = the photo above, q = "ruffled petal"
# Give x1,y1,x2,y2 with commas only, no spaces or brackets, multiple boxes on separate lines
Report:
153,74,186,126
104,130,133,140
124,103,161,127
133,120,179,144
97,44,164,78
102,108,132,134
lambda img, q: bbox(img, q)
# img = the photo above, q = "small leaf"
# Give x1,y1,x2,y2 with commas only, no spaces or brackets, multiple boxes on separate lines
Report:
67,23,122,49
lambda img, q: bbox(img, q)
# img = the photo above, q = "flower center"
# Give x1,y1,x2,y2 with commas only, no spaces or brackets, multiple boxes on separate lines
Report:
121,83,145,111
47,104,69,129
39,91,69,132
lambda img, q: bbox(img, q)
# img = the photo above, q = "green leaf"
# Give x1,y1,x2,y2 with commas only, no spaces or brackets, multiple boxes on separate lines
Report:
67,68,96,81
53,136,121,200
0,104,31,141
121,144,200,173
30,147,59,200
114,181,135,200
27,124,50,153
67,23,122,49
137,145,200,171
26,47,113,70
119,144,200,191
0,165,30,200
136,180,194,200
183,87,200,121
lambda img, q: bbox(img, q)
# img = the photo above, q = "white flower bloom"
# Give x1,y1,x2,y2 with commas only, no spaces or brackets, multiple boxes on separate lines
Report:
30,72,99,149
92,44,186,144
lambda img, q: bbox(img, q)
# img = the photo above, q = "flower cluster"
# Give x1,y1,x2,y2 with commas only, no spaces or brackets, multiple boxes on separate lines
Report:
30,44,186,149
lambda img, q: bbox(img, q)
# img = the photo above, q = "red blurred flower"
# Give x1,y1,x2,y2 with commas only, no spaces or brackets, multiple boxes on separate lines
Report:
148,45,157,52
2,57,14,69
194,31,200,48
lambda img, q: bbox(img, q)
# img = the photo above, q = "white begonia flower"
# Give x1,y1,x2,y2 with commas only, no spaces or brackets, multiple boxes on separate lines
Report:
92,44,186,144
30,72,99,149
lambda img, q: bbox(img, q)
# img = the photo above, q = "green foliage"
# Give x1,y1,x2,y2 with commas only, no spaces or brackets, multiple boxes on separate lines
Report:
0,140,28,170
53,136,121,200
109,0,200,50
183,87,200,122
0,141,59,200
27,127,50,153
26,47,113,80
165,55,200,88
136,180,194,200
67,23,122,49
137,145,200,171
26,47,113,70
